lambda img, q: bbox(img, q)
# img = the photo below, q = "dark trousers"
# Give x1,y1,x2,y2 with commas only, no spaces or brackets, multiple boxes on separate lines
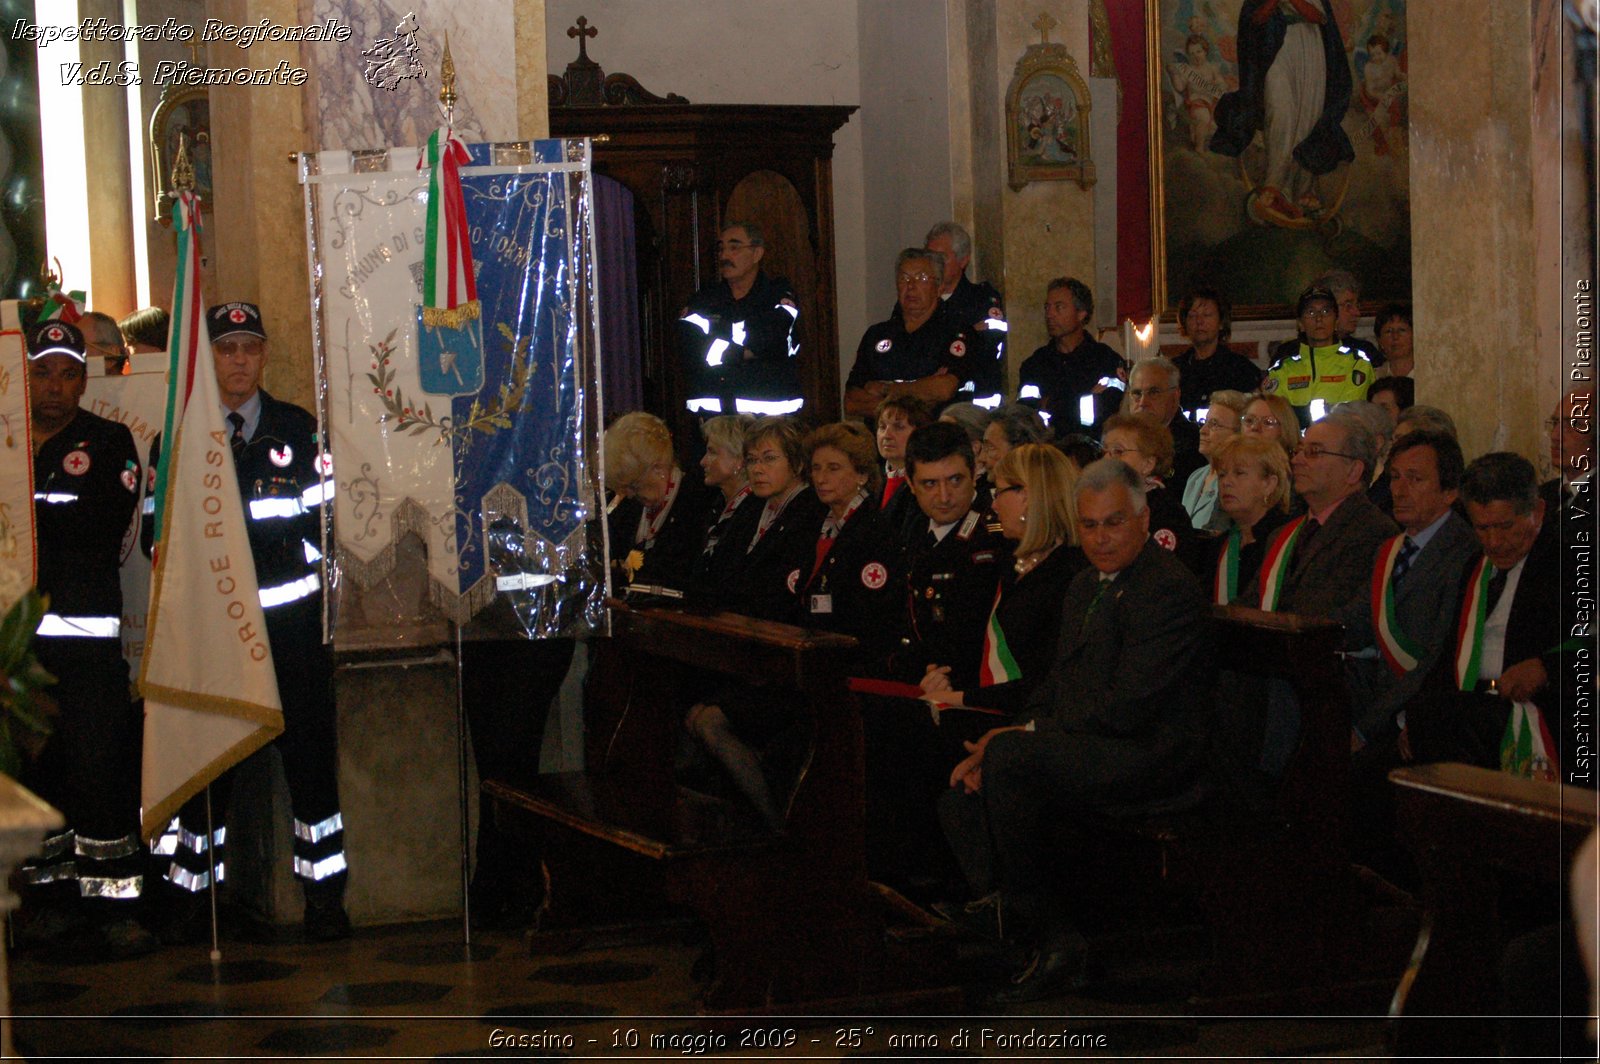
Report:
165,599,344,898
461,636,574,905
24,637,143,910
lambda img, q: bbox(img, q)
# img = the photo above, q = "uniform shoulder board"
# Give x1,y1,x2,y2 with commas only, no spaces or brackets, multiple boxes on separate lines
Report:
956,511,981,541
985,518,1004,535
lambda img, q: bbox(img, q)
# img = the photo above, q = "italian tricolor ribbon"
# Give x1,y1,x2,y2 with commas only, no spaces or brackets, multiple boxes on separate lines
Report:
978,586,1021,687
1214,527,1242,605
1372,534,1423,676
1453,556,1494,691
38,281,85,324
1500,702,1559,780
1257,515,1307,612
418,126,479,328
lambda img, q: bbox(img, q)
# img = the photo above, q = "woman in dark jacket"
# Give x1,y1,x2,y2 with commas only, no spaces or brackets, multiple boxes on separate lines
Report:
603,411,710,594
918,443,1086,717
1208,433,1295,606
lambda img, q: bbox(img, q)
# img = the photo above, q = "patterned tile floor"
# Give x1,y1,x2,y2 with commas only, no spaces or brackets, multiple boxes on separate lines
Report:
9,917,1390,1060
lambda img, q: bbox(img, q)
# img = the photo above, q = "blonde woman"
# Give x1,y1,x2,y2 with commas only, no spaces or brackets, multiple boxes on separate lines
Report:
603,411,708,591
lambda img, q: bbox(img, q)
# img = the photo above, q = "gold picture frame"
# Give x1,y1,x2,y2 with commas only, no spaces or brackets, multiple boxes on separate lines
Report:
149,86,212,222
1005,44,1095,192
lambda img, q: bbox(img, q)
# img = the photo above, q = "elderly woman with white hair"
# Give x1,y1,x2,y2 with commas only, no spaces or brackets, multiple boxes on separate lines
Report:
603,411,710,593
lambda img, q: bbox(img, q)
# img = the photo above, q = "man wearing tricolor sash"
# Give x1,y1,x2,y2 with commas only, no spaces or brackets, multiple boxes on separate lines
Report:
1408,454,1565,779
1340,430,1476,753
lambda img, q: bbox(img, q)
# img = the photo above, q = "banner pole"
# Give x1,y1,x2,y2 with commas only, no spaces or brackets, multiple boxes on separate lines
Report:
204,785,222,964
456,622,472,947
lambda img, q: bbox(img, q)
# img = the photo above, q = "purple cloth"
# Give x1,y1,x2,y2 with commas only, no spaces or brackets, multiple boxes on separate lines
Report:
594,175,642,417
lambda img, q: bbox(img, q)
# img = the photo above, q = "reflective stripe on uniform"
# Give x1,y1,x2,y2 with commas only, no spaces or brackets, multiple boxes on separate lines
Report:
1018,384,1042,400
37,614,121,638
80,873,142,899
705,339,731,367
293,812,344,844
250,496,307,520
972,393,1003,410
304,540,323,564
150,818,180,856
680,312,712,334
733,397,804,416
21,860,77,884
686,397,723,414
75,833,139,860
39,829,75,860
177,824,226,854
259,573,321,609
301,481,331,508
33,492,79,504
168,862,225,893
983,318,1010,333
294,852,348,882
730,321,747,346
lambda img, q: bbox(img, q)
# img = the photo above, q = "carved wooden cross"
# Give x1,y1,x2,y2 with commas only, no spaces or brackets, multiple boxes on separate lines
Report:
568,17,597,62
1033,11,1057,44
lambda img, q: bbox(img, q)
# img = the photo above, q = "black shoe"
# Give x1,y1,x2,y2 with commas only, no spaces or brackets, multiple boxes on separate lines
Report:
931,891,1004,939
988,937,1091,1006
303,896,351,942
98,917,160,960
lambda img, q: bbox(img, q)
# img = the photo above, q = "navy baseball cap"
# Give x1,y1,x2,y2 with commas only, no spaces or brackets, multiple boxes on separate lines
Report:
27,319,86,362
207,302,267,342
1296,286,1337,317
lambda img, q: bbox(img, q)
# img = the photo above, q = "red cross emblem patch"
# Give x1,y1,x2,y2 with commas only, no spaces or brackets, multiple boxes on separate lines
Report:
1154,528,1178,551
860,562,888,590
63,450,90,475
120,467,137,492
786,568,800,593
949,339,966,357
229,308,248,324
875,338,892,353
269,445,293,468
45,325,65,342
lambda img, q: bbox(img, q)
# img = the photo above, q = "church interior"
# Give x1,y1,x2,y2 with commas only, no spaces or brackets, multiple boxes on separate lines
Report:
0,0,1596,1058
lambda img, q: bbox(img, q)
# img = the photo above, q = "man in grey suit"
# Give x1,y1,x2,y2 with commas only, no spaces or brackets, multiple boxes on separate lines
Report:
1339,429,1478,751
1267,410,1399,618
939,459,1211,1003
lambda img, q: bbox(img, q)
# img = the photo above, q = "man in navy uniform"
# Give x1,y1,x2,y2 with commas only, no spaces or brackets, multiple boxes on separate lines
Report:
678,222,803,418
1017,278,1124,434
845,249,973,418
154,302,350,941
19,319,156,958
924,222,1007,410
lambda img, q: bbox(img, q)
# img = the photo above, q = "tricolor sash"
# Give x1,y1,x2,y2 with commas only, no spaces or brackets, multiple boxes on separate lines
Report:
1453,556,1493,691
978,586,1021,687
1214,527,1242,605
1372,534,1423,676
1257,515,1308,612
1500,702,1558,780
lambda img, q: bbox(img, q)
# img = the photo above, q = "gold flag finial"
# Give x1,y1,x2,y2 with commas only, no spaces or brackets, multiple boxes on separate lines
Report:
439,31,457,121
171,132,195,192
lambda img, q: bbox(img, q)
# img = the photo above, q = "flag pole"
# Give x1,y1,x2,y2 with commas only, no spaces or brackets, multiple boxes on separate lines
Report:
204,785,222,964
456,621,471,947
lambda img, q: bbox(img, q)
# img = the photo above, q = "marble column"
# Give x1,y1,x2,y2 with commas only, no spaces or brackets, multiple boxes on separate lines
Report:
78,0,137,317
1408,0,1564,463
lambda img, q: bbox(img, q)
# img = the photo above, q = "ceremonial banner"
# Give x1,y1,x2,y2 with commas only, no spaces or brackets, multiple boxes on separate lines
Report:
82,351,167,677
140,192,284,837
0,302,33,613
300,139,605,645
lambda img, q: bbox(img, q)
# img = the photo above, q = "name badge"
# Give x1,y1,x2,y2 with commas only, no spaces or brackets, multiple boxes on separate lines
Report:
809,594,833,614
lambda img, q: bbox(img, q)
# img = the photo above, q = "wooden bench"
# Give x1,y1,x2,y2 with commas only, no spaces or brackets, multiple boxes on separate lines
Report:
1102,604,1414,1010
1387,762,1596,1056
483,601,892,1010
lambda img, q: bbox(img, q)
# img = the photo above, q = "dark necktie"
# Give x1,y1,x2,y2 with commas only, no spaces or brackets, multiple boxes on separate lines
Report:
1486,565,1509,614
1392,536,1418,586
1080,575,1112,632
227,411,246,457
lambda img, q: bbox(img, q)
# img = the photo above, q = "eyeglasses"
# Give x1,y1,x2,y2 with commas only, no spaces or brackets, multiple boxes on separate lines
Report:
717,239,757,252
1299,444,1360,461
1103,445,1144,459
215,338,265,357
1242,415,1281,430
1198,418,1236,431
896,273,936,287
1128,387,1169,400
1302,308,1335,320
993,484,1024,498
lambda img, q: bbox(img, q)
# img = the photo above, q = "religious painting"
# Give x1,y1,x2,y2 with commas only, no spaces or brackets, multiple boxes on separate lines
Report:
149,87,213,221
1148,0,1410,318
1006,44,1095,191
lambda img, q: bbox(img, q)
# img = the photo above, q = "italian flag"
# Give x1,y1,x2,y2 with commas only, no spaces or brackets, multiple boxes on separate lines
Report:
978,587,1020,687
1453,556,1493,691
1257,515,1307,612
1372,534,1422,676
1500,703,1558,780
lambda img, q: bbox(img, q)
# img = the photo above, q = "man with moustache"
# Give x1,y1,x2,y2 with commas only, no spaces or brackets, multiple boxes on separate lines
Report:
922,222,1006,410
678,221,803,418
845,249,972,418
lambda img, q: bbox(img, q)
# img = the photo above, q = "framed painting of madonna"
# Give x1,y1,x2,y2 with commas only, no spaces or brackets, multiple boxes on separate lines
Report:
1148,0,1411,318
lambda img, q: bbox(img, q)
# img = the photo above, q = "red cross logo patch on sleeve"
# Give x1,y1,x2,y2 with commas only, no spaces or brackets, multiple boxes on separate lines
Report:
875,338,892,353
120,467,138,492
860,562,888,589
63,450,90,475
949,339,966,358
786,569,801,593
1154,528,1178,551
269,444,294,468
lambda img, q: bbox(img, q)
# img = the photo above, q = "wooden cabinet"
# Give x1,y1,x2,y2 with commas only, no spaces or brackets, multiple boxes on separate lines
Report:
550,104,855,441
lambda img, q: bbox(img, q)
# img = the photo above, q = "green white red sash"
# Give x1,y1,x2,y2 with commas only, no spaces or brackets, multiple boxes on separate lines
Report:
1214,527,1242,605
1500,702,1558,780
1257,515,1307,612
1453,556,1493,691
1372,534,1423,676
418,126,479,327
978,586,1021,687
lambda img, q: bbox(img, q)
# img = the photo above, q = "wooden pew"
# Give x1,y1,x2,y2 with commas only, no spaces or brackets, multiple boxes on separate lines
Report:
483,601,893,1011
1110,605,1413,1010
1388,762,1596,1057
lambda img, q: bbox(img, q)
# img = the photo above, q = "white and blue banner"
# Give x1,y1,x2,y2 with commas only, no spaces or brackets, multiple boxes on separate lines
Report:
300,139,605,645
